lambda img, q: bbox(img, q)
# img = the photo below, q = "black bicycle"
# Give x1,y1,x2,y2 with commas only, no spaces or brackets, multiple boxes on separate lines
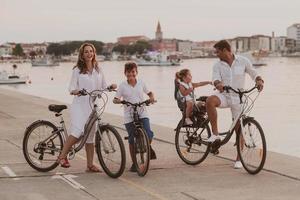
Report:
175,86,267,174
121,99,155,177
23,88,126,178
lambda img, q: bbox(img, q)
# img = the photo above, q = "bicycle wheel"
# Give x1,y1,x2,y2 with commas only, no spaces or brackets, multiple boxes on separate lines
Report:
23,120,63,172
95,125,126,178
132,128,150,177
237,117,267,174
175,119,211,165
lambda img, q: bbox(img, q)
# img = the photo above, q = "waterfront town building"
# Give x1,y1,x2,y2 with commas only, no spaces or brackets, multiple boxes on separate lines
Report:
178,41,192,56
117,36,150,45
230,35,272,53
0,42,47,58
249,35,271,51
155,21,163,41
150,21,177,53
0,44,13,57
287,23,300,51
191,41,216,57
21,43,47,56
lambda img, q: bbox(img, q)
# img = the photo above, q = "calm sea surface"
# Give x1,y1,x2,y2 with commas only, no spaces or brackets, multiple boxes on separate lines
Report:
1,57,300,158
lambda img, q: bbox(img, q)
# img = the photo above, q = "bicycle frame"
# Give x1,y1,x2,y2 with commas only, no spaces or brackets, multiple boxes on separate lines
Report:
44,89,117,158
215,86,260,146
132,108,143,129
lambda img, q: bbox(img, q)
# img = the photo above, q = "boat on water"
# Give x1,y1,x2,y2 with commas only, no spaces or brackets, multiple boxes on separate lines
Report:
0,70,28,84
285,52,300,57
136,59,180,66
239,51,267,67
134,51,181,66
31,57,59,67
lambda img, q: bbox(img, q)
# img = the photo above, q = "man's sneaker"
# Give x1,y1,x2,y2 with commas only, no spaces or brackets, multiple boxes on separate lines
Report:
185,118,193,125
130,163,137,172
233,161,243,169
206,134,221,143
150,146,157,160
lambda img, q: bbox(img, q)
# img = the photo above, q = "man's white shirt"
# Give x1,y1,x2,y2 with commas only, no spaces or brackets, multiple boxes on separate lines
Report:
212,55,258,104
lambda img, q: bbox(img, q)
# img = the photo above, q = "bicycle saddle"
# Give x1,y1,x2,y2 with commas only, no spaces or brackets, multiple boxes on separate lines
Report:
48,104,67,113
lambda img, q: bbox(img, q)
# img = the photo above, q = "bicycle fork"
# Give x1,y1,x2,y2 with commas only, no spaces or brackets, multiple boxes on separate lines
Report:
98,123,116,154
239,117,256,148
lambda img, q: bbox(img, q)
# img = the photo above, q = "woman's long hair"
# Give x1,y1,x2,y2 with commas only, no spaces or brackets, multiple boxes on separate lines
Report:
74,43,99,74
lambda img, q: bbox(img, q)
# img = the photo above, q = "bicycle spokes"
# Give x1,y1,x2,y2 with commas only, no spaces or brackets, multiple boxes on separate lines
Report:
23,121,63,172
175,123,211,165
96,125,126,178
238,118,266,174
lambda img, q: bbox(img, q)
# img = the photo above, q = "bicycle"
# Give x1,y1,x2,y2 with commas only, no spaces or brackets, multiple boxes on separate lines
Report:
23,88,126,178
120,99,155,177
175,86,267,174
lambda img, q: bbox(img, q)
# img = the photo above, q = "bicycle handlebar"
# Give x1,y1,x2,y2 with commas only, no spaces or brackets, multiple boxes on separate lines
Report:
223,86,258,104
120,99,156,107
78,87,116,96
223,86,258,95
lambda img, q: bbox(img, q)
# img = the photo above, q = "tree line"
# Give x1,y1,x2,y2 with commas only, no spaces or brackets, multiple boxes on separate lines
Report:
112,40,152,55
46,40,105,56
10,40,153,57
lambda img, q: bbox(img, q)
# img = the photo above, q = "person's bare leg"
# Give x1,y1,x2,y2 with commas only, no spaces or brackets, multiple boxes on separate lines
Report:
85,143,95,167
186,101,193,118
206,96,221,135
59,135,78,158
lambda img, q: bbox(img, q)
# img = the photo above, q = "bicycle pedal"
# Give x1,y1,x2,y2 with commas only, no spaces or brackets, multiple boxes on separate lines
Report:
210,140,221,154
212,150,219,155
38,154,44,160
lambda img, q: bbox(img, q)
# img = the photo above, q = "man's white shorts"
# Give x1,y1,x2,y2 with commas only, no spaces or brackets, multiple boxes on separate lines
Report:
214,92,242,120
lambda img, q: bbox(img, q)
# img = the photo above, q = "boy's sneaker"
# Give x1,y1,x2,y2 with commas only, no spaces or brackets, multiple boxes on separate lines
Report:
185,118,193,125
206,134,221,143
150,146,157,160
233,161,243,169
130,163,137,172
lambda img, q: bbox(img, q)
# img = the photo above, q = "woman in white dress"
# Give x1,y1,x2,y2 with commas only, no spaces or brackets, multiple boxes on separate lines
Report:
57,43,116,172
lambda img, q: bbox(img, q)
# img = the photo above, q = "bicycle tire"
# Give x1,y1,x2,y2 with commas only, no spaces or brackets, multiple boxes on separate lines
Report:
95,124,126,178
23,120,63,172
175,119,211,165
132,128,150,177
237,117,267,174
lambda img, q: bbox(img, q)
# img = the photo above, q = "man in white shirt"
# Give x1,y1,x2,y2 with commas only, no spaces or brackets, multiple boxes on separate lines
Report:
206,40,264,168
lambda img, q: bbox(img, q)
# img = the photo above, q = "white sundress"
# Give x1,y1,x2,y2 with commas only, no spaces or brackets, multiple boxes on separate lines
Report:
68,67,107,143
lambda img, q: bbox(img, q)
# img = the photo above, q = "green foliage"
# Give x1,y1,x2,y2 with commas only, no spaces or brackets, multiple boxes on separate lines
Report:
12,44,24,56
113,40,152,55
112,44,127,54
46,40,104,56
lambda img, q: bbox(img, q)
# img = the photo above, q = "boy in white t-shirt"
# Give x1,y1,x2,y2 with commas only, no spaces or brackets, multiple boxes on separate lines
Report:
176,69,212,125
113,62,156,172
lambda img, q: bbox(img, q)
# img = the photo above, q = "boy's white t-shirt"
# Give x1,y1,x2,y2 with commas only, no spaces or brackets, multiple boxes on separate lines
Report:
115,79,150,124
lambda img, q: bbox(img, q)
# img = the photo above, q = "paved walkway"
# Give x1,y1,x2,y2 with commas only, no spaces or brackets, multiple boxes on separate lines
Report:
0,88,299,200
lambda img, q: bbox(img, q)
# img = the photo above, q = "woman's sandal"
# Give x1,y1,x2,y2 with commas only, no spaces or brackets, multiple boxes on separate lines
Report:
56,156,71,168
86,165,101,173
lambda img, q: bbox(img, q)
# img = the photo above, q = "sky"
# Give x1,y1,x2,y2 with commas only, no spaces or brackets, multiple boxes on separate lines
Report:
1,0,300,44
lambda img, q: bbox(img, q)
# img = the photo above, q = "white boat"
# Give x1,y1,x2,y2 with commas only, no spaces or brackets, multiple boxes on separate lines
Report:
135,59,180,66
0,71,27,84
239,52,267,67
135,52,181,66
32,57,59,67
